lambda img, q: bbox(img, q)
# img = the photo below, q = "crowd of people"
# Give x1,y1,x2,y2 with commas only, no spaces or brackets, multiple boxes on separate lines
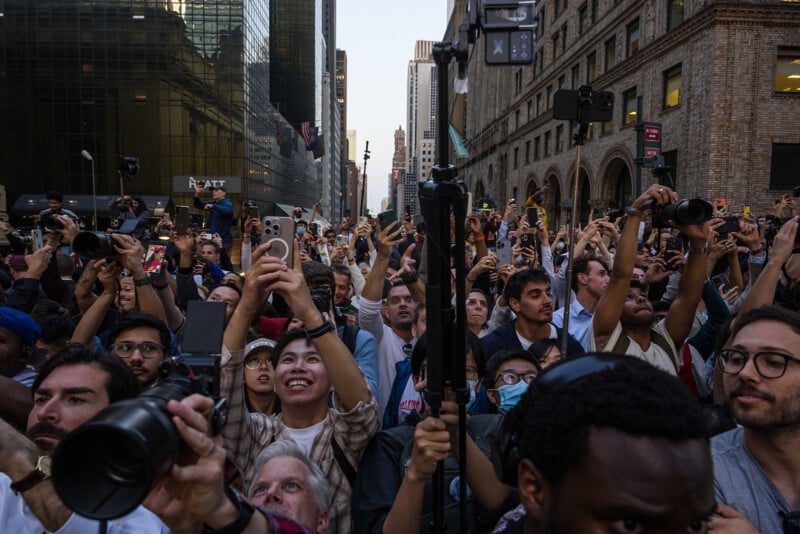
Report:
0,182,799,533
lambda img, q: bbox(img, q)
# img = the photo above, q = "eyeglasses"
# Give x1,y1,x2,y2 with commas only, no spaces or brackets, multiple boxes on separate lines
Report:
495,370,538,386
244,357,272,370
110,342,165,359
718,349,800,379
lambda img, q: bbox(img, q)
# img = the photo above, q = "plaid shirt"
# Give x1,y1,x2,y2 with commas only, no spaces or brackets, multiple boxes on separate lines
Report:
221,346,379,534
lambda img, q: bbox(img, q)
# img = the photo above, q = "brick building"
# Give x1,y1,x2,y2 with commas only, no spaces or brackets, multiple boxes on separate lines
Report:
454,0,800,227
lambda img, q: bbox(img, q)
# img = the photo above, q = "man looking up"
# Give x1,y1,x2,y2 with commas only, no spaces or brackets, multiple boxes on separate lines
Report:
360,220,423,415
221,241,378,533
194,184,234,255
496,354,715,532
589,185,708,374
109,311,171,390
551,256,609,350
481,268,583,360
0,345,167,532
710,305,800,532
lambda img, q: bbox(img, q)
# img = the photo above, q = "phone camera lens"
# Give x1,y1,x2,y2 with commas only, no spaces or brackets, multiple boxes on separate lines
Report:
273,225,280,231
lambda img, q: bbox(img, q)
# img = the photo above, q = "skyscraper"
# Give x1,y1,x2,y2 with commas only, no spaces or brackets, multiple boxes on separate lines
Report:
404,40,437,215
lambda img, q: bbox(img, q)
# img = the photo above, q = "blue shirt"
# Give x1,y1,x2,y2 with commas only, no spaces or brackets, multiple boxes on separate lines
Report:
194,195,234,243
551,298,593,351
711,427,789,532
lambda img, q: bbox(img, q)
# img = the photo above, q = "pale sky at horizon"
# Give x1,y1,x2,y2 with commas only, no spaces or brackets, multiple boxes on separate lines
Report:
337,0,448,215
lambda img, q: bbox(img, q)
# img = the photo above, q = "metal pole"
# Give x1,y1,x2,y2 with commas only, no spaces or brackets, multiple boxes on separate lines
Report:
359,141,370,217
635,95,643,197
560,143,582,356
81,150,98,230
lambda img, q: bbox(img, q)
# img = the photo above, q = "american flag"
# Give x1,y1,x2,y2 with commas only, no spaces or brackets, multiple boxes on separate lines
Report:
301,121,312,148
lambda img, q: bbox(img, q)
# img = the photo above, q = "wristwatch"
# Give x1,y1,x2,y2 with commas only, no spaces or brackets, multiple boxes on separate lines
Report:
10,456,52,493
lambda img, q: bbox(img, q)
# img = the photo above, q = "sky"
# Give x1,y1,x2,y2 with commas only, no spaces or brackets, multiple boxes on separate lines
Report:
337,0,449,215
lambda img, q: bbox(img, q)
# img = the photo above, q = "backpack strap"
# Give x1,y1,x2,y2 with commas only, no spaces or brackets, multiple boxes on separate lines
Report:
611,329,631,354
650,329,679,373
331,435,357,487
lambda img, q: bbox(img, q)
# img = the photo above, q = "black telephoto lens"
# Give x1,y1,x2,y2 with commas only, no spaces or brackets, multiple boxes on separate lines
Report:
72,231,117,259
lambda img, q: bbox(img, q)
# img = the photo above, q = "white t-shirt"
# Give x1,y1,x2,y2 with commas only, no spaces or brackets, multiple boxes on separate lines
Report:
516,324,558,351
588,318,679,375
396,375,424,423
0,474,168,533
283,419,327,456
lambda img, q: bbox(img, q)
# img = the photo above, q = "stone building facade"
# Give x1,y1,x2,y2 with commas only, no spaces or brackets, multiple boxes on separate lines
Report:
455,0,800,228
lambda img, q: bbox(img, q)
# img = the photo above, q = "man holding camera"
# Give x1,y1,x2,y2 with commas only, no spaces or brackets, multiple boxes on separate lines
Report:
0,345,168,532
589,185,708,374
37,191,80,234
194,184,234,255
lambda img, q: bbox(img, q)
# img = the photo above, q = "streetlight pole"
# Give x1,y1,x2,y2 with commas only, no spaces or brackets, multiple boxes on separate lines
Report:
359,141,370,217
81,150,98,230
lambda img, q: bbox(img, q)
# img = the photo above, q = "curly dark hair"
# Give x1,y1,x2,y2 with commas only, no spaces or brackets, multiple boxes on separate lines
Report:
514,354,709,486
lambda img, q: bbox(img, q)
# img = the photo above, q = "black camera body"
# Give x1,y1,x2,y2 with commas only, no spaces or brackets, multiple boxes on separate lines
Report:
51,356,226,520
118,156,140,177
40,212,66,230
51,301,227,520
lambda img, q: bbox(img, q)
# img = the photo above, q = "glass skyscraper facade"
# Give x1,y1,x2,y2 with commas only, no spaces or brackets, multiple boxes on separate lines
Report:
0,0,318,215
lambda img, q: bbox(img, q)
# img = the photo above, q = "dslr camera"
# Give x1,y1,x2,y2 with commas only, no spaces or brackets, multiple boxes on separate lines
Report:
51,301,227,520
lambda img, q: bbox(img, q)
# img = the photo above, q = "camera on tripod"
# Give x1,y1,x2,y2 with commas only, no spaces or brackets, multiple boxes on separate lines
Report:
118,156,140,177
51,301,228,520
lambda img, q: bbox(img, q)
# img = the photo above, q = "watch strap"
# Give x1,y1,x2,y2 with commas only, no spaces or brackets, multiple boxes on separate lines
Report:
10,457,51,493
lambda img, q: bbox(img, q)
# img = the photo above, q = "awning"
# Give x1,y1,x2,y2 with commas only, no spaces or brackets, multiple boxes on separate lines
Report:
11,194,171,217
275,203,332,229
449,125,470,159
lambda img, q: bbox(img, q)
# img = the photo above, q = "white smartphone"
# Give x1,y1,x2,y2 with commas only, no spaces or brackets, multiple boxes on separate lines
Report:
31,229,44,251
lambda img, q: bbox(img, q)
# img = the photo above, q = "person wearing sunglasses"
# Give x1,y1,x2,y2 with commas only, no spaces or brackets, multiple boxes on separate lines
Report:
710,305,800,533
108,311,171,391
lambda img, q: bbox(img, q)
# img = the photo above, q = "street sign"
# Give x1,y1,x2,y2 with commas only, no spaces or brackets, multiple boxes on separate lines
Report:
636,122,662,168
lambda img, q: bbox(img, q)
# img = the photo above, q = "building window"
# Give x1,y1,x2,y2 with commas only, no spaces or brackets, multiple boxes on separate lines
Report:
525,140,531,164
556,124,565,153
771,144,800,189
546,85,553,109
552,33,560,62
513,146,519,169
667,0,684,31
515,69,523,94
536,49,545,76
534,136,541,160
539,6,546,34
605,36,616,71
555,0,562,19
561,25,568,55
544,131,552,157
527,100,534,120
591,0,598,23
536,93,542,115
586,52,596,82
663,64,682,108
626,19,640,57
776,49,800,93
558,75,566,89
578,3,588,34
623,87,637,125
571,64,580,89
515,109,521,129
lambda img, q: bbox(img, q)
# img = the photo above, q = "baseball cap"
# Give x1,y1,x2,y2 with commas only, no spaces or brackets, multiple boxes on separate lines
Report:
210,185,227,192
245,337,276,357
0,307,41,345
9,255,27,272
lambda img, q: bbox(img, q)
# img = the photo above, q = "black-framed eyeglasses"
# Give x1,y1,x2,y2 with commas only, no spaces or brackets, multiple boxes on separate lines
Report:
110,342,165,359
495,370,538,386
718,349,800,379
781,510,800,533
244,357,272,370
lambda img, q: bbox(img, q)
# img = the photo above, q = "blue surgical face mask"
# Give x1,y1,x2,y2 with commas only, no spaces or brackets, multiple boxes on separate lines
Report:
465,379,478,413
296,226,307,236
497,380,528,413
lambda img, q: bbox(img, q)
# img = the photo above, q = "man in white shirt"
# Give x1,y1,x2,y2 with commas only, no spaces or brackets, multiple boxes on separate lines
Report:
0,345,167,533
